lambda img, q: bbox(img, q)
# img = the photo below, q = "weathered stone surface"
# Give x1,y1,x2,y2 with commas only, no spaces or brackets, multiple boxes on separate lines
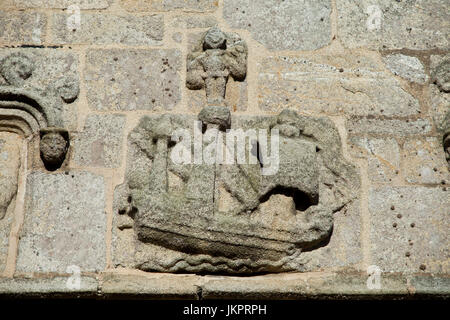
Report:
369,187,449,273
17,172,106,273
0,49,78,98
0,133,21,220
0,276,98,296
120,0,218,12
13,0,112,9
52,13,163,46
0,133,22,273
114,109,360,274
383,54,428,84
347,118,432,136
349,136,401,184
84,49,181,111
0,11,46,45
402,138,449,184
224,0,331,50
201,272,410,299
72,114,126,168
187,28,248,107
300,201,362,271
100,273,199,299
187,32,248,112
39,130,69,170
258,54,420,116
337,0,450,50
409,274,450,295
170,15,217,29
430,55,450,131
0,50,77,170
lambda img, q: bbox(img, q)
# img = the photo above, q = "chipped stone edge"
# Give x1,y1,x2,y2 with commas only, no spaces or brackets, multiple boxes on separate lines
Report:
0,272,448,299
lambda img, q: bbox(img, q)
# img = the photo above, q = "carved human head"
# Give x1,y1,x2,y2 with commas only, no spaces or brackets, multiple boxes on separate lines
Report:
40,131,69,170
203,27,227,50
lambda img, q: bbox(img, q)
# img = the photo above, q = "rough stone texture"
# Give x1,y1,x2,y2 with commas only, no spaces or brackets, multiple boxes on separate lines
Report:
349,136,401,184
120,0,218,12
2,272,448,298
113,110,360,274
84,49,181,111
16,172,106,273
0,276,98,296
369,187,449,273
383,54,428,84
0,49,78,104
337,0,450,50
52,13,163,46
402,138,450,184
72,114,126,168
224,0,331,51
187,28,248,107
258,54,420,116
187,32,248,112
0,133,22,273
347,118,432,136
13,0,112,9
0,11,46,45
201,272,410,299
430,55,450,131
100,273,199,299
170,15,217,29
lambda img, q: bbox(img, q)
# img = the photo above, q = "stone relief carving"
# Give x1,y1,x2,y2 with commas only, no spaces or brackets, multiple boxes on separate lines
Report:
432,57,450,168
0,52,76,171
0,52,77,220
432,57,450,93
115,28,359,274
0,133,21,220
186,27,247,108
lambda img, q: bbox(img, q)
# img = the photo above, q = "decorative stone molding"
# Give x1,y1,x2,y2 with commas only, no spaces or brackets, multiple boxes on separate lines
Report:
0,52,77,171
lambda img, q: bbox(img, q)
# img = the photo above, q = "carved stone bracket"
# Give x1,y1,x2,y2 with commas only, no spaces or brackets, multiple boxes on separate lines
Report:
0,52,77,170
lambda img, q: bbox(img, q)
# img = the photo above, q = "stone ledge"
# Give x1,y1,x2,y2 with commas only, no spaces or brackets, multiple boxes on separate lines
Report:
0,276,98,298
0,272,448,299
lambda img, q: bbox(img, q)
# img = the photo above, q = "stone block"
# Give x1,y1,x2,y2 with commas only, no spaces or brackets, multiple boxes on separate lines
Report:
16,171,106,273
224,0,331,50
120,0,218,12
100,273,200,299
0,276,98,297
369,186,449,273
258,54,420,116
383,54,428,84
170,15,217,29
0,11,46,45
13,0,112,9
430,55,450,130
402,137,449,184
72,114,126,168
337,0,449,50
349,136,401,184
52,13,163,46
347,118,432,136
84,49,181,111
